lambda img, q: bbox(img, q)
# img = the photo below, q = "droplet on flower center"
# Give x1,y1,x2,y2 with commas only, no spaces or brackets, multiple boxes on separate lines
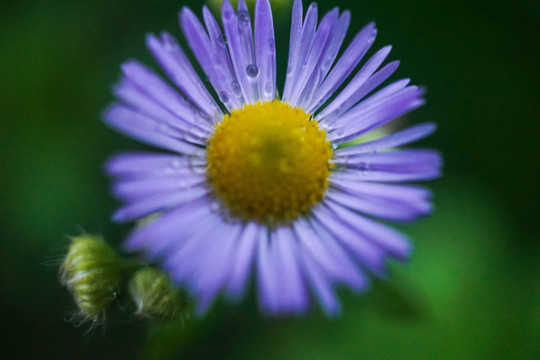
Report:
206,100,333,223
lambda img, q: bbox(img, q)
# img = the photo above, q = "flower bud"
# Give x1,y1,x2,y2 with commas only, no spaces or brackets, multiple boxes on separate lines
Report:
60,235,122,323
129,267,188,321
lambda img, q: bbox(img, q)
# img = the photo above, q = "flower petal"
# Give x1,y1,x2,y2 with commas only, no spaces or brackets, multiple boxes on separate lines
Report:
221,0,257,104
335,122,438,156
104,104,202,154
317,46,393,123
112,184,209,223
146,32,222,120
308,22,377,113
313,205,388,276
225,222,261,300
180,6,243,110
254,0,276,101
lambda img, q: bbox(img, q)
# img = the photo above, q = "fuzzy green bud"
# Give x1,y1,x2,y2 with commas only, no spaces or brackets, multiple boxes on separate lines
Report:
60,235,122,323
129,267,188,321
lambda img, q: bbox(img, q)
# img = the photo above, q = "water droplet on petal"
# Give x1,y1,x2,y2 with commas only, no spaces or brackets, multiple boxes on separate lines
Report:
210,201,221,212
246,64,259,78
264,83,273,96
170,159,182,168
268,38,275,53
219,91,230,103
223,9,233,21
188,152,207,174
217,35,226,46
231,81,242,95
237,10,250,23
178,179,188,188
321,57,333,71
156,122,168,133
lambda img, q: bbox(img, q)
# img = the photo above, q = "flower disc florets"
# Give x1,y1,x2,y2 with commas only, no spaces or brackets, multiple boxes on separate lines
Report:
207,100,333,223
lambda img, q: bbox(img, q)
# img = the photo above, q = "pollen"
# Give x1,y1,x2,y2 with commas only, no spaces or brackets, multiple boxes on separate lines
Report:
207,100,333,223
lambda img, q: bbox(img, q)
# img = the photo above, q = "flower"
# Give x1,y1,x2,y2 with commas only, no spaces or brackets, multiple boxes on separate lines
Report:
104,0,441,316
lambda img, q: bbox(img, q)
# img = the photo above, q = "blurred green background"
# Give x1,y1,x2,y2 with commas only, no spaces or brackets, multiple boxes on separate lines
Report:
1,0,538,359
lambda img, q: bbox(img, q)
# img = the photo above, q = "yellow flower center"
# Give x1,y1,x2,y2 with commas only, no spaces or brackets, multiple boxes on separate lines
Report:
206,100,333,224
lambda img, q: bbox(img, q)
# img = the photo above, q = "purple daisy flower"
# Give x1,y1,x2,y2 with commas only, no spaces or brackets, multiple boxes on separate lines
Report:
104,0,441,316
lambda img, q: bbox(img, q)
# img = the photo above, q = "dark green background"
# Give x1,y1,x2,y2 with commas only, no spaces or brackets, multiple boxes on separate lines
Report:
1,0,538,359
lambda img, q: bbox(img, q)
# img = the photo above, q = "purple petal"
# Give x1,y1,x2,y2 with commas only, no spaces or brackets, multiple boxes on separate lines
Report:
330,177,431,203
335,122,438,156
226,222,261,300
145,32,222,120
333,149,443,183
336,149,442,169
272,226,308,313
313,205,388,276
325,61,401,130
105,152,206,179
112,184,209,223
180,6,242,110
124,197,213,253
254,0,276,101
112,174,206,201
301,9,351,112
236,0,259,100
282,2,317,102
323,200,412,260
327,87,425,143
331,151,442,182
104,104,202,154
317,45,393,123
294,218,368,290
308,22,377,113
162,209,226,277
287,8,338,106
221,0,256,104
201,6,244,110
119,60,212,133
299,250,341,316
282,0,303,102
325,187,431,222
257,231,280,313
188,221,244,315
113,80,210,138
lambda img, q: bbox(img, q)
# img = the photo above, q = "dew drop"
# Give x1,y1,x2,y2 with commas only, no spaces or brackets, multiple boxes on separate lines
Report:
321,57,333,70
246,64,259,77
231,81,242,95
264,83,273,96
238,10,250,23
197,110,211,122
217,35,226,46
219,91,230,103
188,152,207,174
156,122,168,133
268,38,275,53
210,201,221,212
178,179,188,188
223,9,233,21
170,159,182,168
